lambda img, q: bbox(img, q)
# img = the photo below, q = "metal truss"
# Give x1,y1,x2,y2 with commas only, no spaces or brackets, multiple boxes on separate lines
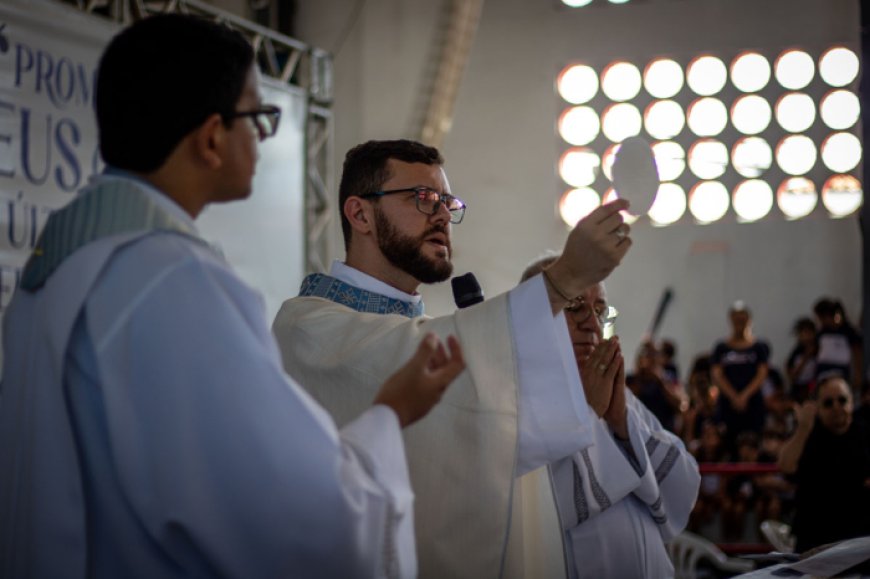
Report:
59,0,335,274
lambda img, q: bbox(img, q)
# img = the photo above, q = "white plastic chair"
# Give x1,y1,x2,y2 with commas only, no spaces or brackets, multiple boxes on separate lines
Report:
760,519,795,554
667,531,755,579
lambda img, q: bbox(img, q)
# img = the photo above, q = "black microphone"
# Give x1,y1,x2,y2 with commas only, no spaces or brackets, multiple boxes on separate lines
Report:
451,272,484,309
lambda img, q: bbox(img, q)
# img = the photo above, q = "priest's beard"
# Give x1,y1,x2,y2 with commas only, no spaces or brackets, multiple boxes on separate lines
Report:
374,208,453,284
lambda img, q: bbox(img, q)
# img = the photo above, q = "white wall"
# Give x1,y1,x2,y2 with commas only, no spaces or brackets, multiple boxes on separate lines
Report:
293,0,862,377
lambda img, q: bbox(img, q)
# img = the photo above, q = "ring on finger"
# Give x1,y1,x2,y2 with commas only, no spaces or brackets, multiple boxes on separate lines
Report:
614,224,629,240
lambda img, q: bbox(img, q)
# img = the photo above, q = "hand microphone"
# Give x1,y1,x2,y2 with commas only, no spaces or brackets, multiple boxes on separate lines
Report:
451,272,484,309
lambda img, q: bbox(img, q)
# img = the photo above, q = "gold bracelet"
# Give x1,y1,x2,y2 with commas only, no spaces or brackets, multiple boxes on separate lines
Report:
542,267,575,302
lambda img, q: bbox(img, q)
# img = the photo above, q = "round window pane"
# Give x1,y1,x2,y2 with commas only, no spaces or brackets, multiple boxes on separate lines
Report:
731,95,772,135
688,139,728,180
819,46,859,87
731,52,771,93
601,103,642,142
601,61,642,101
774,50,815,90
559,148,601,187
644,59,684,99
776,135,817,175
559,188,600,226
777,177,817,219
733,179,774,222
557,64,599,104
689,181,730,223
687,55,727,96
601,188,639,224
820,89,860,130
558,106,600,145
602,144,619,181
775,92,816,133
822,175,863,217
687,97,728,136
821,132,862,173
644,100,685,140
652,141,686,181
732,137,772,178
648,183,686,226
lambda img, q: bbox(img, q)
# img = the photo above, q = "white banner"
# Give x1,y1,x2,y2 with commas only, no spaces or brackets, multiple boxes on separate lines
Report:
0,0,307,342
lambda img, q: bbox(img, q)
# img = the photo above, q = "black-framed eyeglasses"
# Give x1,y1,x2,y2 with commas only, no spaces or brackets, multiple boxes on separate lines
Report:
820,395,848,409
565,298,619,328
360,187,466,224
224,105,281,141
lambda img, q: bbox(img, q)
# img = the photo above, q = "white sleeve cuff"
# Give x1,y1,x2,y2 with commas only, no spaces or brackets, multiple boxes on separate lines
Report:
510,274,594,475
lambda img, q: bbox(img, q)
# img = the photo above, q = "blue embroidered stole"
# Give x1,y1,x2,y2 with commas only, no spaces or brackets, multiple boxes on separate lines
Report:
299,273,424,319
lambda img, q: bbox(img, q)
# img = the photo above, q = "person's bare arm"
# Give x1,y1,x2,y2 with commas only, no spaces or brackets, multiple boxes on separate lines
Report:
711,364,738,402
543,199,632,315
778,401,816,474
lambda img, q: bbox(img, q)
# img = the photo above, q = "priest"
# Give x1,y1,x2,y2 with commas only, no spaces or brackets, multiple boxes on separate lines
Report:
273,139,633,578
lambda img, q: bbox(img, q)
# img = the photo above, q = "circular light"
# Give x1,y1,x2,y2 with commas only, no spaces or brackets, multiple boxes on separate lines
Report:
559,147,601,187
776,135,817,175
558,106,600,145
559,188,600,226
644,59,684,98
688,139,728,180
601,61,642,101
821,175,863,217
601,102,642,142
648,183,687,225
820,89,860,130
689,181,730,223
687,97,728,136
687,55,727,96
821,132,862,173
644,100,685,140
562,0,594,6
731,95,772,135
819,46,859,87
777,177,818,219
732,179,774,222
731,52,771,93
732,137,772,178
557,64,599,104
602,144,619,181
774,50,815,90
652,141,685,181
775,92,816,133
602,188,640,223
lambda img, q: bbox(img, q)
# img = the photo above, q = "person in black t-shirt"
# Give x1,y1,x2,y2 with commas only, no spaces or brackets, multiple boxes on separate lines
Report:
813,298,863,394
778,376,870,553
711,302,770,454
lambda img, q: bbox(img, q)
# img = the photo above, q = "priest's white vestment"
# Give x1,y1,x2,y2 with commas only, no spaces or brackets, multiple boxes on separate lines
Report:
551,389,700,578
272,261,596,579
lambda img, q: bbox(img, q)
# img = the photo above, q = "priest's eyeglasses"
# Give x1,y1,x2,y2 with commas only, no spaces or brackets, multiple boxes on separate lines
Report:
565,298,619,328
224,105,282,141
361,187,467,224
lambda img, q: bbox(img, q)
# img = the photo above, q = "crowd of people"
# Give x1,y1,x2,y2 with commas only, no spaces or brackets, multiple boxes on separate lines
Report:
624,299,869,548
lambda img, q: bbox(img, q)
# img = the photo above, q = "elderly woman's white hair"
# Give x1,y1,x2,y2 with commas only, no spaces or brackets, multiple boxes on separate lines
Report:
519,250,562,283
